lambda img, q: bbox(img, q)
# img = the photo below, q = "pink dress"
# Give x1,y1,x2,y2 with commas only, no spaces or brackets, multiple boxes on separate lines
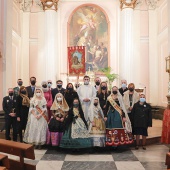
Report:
44,90,52,121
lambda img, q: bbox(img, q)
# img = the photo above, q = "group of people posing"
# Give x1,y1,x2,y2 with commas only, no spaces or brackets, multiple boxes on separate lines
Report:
2,76,152,150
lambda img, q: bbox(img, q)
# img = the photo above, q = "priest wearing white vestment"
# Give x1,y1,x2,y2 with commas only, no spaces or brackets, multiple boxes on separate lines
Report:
77,76,96,122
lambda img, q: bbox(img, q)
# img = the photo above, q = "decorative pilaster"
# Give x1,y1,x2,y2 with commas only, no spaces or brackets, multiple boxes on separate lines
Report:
15,0,43,12
146,0,160,9
120,0,137,10
4,0,13,93
40,0,59,82
41,0,59,11
119,0,135,83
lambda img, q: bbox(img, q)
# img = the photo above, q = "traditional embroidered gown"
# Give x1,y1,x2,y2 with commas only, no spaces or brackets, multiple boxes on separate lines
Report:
60,106,92,148
105,93,133,146
161,109,170,144
23,88,48,145
47,93,69,146
88,98,106,147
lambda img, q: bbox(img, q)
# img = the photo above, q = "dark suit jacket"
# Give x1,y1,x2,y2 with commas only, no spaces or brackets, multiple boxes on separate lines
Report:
119,87,128,96
52,88,66,101
26,86,35,99
13,87,19,97
3,96,17,119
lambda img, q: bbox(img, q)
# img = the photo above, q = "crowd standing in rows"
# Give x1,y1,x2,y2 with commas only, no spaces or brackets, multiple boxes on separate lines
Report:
2,76,152,150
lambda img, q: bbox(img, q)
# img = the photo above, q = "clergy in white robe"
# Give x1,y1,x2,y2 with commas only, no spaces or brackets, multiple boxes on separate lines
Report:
77,76,96,122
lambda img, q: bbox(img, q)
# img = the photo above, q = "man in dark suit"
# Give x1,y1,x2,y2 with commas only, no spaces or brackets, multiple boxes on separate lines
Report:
26,76,36,99
2,88,17,141
94,77,101,92
52,80,66,101
13,78,23,97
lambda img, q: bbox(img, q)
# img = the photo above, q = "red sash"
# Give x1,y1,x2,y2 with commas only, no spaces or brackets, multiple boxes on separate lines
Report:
36,105,48,122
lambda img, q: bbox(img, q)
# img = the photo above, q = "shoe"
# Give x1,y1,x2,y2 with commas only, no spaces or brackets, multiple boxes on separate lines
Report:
34,145,38,149
135,146,139,150
38,145,42,150
142,146,146,150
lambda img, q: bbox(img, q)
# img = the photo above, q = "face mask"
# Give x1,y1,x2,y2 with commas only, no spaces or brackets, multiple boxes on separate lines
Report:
84,81,89,85
129,88,134,92
57,97,62,102
31,80,36,86
68,87,73,91
42,87,48,92
21,91,26,95
73,103,79,108
112,91,117,95
18,82,23,86
140,98,146,103
121,83,126,88
95,82,100,86
101,86,106,90
57,84,62,88
36,93,41,97
42,84,47,88
9,92,13,96
48,83,52,88
94,103,98,106
75,85,79,89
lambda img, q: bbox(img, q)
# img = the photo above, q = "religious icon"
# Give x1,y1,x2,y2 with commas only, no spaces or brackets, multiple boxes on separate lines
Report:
68,5,109,72
71,51,83,69
68,46,86,75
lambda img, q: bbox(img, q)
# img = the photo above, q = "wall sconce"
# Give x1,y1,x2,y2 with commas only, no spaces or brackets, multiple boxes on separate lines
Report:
165,56,170,108
0,51,2,58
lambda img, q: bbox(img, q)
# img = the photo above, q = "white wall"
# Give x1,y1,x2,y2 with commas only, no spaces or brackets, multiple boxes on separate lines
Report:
1,0,169,109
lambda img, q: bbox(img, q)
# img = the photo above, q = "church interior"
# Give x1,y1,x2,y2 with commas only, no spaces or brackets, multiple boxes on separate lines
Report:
0,0,170,170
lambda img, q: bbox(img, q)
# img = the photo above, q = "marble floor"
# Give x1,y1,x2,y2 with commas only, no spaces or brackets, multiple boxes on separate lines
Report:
1,144,168,170
0,119,167,170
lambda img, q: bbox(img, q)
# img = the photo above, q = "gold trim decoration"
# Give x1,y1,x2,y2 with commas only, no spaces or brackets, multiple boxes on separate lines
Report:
40,0,59,11
120,0,137,10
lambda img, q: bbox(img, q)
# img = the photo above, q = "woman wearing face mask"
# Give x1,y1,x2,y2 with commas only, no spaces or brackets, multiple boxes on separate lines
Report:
97,82,110,113
42,81,53,121
47,93,69,146
16,86,30,142
131,94,152,150
104,86,132,147
123,83,139,124
60,98,91,149
88,97,105,147
23,87,48,149
64,83,79,108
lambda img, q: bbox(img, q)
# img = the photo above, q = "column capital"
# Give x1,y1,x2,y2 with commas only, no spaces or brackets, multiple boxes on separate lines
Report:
41,0,59,11
120,0,137,10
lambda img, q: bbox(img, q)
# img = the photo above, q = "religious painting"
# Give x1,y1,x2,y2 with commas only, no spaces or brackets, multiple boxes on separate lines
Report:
68,46,86,75
68,5,109,72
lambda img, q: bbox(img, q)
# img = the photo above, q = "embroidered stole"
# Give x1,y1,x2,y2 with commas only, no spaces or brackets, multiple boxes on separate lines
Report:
36,105,48,122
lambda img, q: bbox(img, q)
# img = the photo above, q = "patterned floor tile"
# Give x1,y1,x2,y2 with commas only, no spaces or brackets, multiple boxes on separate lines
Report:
141,162,167,170
62,161,117,170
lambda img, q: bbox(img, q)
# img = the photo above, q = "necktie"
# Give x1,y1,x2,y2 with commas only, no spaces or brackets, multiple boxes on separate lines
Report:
32,87,35,93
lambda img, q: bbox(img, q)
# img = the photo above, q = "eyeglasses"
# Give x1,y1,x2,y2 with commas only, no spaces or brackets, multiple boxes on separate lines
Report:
48,82,52,84
84,79,89,80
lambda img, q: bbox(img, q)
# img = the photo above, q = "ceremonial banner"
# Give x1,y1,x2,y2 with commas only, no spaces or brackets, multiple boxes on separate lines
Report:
106,128,134,146
68,46,86,75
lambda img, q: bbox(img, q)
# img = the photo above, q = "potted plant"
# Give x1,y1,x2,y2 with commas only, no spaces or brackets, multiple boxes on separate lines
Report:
100,67,118,90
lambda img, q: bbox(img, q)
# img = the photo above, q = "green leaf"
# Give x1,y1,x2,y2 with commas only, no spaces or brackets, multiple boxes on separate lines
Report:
99,67,118,83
